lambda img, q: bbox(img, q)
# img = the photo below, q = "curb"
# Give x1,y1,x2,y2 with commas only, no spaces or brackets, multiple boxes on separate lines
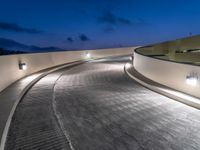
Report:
0,61,85,150
124,62,200,110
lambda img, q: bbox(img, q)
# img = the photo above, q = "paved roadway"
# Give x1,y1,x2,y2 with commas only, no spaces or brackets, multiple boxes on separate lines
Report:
5,56,200,150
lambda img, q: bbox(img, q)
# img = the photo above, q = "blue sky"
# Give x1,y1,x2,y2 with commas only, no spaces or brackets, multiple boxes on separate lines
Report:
0,0,200,50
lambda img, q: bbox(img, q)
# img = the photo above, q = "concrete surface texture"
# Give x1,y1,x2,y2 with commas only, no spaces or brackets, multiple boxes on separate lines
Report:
0,61,84,150
0,73,42,142
125,62,200,110
0,47,134,93
134,51,200,99
5,56,200,150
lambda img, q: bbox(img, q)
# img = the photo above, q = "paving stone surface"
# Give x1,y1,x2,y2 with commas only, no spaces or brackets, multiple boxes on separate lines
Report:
0,73,42,139
5,56,200,150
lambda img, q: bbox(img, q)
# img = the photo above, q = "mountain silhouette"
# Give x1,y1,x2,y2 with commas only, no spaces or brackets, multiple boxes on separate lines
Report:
0,37,63,53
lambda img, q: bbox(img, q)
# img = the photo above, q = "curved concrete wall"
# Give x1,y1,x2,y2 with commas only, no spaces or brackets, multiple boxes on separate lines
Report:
0,47,134,92
137,35,200,62
134,51,200,98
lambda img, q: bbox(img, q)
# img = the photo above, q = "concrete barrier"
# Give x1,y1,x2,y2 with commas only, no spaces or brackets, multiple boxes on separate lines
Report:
134,51,200,98
0,47,134,92
133,35,200,99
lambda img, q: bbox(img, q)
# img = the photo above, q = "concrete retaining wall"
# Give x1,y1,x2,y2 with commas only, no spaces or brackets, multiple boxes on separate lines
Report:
174,53,200,63
0,47,134,92
134,51,200,98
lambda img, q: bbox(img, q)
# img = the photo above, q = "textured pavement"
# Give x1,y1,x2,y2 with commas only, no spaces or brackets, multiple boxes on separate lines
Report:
0,73,43,140
5,56,200,150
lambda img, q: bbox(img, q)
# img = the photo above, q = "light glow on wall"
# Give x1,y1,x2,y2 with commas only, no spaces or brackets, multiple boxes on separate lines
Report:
186,77,197,86
85,52,91,59
129,56,133,61
186,75,198,86
126,62,132,68
19,62,27,70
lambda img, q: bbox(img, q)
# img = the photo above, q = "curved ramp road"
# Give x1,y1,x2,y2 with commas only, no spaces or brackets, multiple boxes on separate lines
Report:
5,56,200,150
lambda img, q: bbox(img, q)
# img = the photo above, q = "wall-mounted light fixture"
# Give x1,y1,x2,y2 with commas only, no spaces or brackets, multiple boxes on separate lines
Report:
85,52,91,59
130,55,134,65
129,56,133,61
186,73,198,86
19,62,27,70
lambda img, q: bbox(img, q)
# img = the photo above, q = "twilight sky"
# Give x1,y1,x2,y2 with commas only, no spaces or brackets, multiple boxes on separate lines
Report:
0,0,200,50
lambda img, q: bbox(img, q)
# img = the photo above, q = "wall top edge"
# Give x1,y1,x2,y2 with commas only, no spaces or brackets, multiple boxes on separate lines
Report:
134,49,200,68
0,46,137,57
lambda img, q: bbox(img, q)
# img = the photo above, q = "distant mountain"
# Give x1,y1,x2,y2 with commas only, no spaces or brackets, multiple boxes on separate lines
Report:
0,47,27,55
29,45,63,52
0,37,63,52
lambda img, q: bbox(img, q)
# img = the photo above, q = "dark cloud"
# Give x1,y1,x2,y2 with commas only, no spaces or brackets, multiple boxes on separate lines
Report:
97,10,152,34
118,18,132,25
79,34,90,42
0,22,42,34
103,26,116,33
97,10,132,25
131,18,152,27
67,37,73,43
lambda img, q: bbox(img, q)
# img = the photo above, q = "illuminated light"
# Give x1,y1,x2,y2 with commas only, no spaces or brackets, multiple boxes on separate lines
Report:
129,56,133,61
126,63,132,68
85,52,91,59
19,63,27,70
186,76,197,86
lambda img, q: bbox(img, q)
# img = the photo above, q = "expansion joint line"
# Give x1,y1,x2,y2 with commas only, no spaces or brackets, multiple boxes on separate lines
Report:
52,72,75,150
